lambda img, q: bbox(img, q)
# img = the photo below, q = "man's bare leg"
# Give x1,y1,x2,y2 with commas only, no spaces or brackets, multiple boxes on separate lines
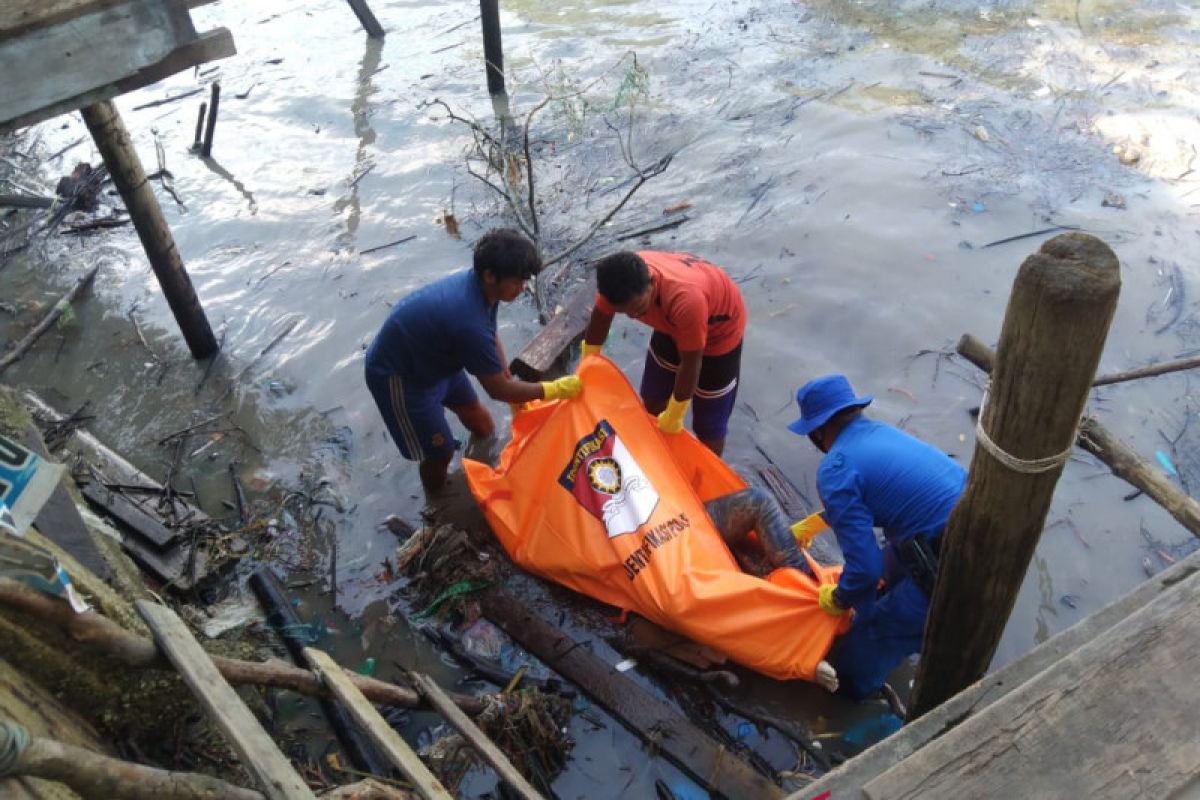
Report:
449,401,495,438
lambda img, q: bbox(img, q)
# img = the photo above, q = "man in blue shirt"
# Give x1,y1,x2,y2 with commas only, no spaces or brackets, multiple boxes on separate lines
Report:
788,374,966,699
365,229,582,493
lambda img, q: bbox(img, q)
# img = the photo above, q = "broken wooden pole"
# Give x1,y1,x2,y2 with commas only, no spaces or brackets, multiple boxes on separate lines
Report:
346,0,385,37
0,263,100,375
80,100,217,359
1093,352,1200,387
200,82,220,158
479,0,507,97
509,276,595,381
909,233,1121,720
193,101,207,150
957,333,1200,538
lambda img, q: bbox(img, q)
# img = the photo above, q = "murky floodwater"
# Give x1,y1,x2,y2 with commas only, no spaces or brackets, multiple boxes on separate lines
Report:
4,0,1200,794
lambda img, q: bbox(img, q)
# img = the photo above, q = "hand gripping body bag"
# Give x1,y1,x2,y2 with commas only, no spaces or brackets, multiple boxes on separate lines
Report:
464,356,848,682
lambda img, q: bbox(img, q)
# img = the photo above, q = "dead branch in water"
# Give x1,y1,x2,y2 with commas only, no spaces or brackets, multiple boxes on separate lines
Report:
0,262,100,375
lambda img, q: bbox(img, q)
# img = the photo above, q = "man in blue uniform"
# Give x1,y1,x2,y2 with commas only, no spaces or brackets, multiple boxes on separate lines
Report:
788,374,966,699
365,229,582,493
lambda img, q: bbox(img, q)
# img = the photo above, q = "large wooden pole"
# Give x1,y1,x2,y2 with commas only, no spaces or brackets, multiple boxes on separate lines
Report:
479,0,507,97
81,101,217,359
346,0,385,38
957,334,1200,538
909,233,1121,719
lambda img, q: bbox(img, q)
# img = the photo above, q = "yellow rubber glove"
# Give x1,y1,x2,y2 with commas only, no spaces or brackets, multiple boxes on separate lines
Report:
581,341,603,358
790,511,830,549
818,583,846,616
541,375,582,401
657,396,690,434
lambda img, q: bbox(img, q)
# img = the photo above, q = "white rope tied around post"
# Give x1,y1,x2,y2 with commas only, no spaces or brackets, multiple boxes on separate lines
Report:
974,386,1080,474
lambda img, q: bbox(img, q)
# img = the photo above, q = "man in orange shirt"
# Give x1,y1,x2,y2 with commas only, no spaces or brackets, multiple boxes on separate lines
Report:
582,250,746,455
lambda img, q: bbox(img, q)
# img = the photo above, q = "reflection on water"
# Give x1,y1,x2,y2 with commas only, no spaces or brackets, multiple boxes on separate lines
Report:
4,0,1200,792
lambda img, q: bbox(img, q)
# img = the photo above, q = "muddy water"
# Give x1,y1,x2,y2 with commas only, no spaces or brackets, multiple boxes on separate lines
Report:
4,0,1200,793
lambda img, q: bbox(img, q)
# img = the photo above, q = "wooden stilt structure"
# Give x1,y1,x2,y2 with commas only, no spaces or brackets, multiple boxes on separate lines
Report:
81,100,218,359
909,233,1121,719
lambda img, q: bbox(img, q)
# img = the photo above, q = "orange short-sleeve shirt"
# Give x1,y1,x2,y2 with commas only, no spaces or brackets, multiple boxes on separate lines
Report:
594,251,746,356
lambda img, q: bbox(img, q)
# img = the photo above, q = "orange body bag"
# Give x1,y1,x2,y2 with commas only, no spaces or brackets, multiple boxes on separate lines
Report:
464,356,847,682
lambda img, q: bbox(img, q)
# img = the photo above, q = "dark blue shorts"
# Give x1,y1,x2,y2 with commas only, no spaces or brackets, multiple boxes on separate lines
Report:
639,332,742,440
365,368,478,462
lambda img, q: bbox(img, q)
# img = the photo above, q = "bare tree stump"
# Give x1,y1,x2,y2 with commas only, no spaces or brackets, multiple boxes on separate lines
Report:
909,233,1120,719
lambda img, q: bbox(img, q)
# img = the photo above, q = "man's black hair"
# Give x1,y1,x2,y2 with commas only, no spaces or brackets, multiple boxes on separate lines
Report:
473,228,542,280
595,251,651,305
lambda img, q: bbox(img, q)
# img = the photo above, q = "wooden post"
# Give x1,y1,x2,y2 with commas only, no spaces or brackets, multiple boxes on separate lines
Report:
346,0,385,37
479,0,506,97
957,334,1200,538
80,101,217,359
908,233,1120,720
200,82,220,157
193,101,207,150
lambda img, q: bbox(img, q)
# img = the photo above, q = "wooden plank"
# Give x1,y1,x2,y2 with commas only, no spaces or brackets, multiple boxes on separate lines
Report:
481,589,781,800
789,548,1200,800
862,563,1200,800
81,481,179,549
410,672,545,800
0,0,235,135
304,648,454,800
135,600,316,800
510,275,596,382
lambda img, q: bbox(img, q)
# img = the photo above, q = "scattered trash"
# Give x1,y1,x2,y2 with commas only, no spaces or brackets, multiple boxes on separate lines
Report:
1156,450,1179,477
615,658,638,672
971,125,989,142
1101,191,1126,209
1060,594,1079,609
356,657,377,676
841,713,903,747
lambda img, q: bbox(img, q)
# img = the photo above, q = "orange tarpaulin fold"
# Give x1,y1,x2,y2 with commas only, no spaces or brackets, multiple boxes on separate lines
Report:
463,356,848,682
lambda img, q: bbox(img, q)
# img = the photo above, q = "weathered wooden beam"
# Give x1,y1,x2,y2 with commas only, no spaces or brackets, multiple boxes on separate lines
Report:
957,333,1200,538
865,553,1200,799
306,648,453,800
910,233,1121,719
80,479,179,549
81,99,218,358
786,546,1200,799
481,589,782,800
0,0,235,134
410,672,545,800
136,600,317,800
510,276,595,382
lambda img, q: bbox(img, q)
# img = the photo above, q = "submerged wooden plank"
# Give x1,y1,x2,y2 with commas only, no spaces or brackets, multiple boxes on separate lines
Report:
136,601,316,800
411,671,544,800
80,481,179,549
304,648,454,800
481,589,781,800
862,563,1200,800
510,276,596,382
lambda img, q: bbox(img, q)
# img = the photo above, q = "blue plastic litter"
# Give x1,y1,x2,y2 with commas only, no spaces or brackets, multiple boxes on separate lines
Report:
842,713,903,747
1156,450,1179,476
971,201,986,212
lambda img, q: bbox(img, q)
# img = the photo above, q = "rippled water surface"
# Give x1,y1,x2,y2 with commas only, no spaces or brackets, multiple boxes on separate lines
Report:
4,0,1200,793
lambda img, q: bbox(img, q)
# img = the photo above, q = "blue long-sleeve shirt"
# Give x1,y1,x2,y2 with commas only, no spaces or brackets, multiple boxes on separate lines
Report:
816,416,966,608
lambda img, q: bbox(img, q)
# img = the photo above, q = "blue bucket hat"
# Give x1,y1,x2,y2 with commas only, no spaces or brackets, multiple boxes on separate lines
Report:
787,374,873,436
